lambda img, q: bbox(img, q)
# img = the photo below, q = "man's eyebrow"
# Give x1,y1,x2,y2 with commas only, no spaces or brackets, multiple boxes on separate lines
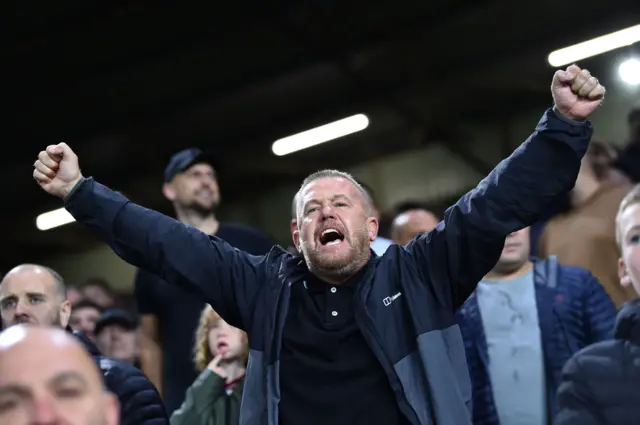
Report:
0,384,30,398
49,371,89,389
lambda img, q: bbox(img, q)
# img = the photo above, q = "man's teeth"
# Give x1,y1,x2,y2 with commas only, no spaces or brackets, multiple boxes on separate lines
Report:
322,229,339,236
325,239,341,246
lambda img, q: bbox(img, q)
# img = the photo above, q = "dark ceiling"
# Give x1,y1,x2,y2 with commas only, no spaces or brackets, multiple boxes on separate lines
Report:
4,0,640,268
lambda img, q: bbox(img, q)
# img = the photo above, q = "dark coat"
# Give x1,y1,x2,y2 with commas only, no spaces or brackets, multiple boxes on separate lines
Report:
69,327,169,425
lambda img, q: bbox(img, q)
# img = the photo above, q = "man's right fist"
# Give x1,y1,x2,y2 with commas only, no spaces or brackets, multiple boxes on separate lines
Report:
33,142,83,199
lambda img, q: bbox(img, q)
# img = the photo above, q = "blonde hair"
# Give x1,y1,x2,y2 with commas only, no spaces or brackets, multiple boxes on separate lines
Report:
616,184,640,250
193,305,249,372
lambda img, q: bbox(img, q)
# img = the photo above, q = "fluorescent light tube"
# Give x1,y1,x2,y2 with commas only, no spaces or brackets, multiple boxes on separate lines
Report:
619,58,640,85
272,114,369,156
548,24,640,67
36,208,76,231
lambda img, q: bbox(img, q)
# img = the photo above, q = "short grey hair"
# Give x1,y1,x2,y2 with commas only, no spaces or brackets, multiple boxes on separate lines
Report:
294,169,372,218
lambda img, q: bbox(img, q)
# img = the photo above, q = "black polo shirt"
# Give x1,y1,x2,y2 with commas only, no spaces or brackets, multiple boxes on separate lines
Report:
279,262,411,425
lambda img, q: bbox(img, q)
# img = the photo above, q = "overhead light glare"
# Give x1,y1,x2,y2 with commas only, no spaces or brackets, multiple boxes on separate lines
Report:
271,114,369,156
36,208,75,231
619,58,640,85
547,24,640,67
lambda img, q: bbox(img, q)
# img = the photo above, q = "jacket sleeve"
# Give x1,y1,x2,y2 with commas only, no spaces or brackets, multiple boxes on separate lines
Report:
170,369,226,425
64,178,272,330
405,108,592,311
102,359,169,425
582,272,617,341
554,354,600,425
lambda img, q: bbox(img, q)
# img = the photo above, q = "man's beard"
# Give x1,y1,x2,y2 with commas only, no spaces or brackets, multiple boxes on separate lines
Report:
183,199,218,216
302,227,370,281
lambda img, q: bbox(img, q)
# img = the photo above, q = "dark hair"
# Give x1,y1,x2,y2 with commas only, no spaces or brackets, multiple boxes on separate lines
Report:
79,277,113,294
71,298,104,313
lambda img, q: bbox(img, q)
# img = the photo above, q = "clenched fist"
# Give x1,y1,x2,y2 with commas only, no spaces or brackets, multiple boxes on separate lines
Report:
33,142,83,199
552,64,606,121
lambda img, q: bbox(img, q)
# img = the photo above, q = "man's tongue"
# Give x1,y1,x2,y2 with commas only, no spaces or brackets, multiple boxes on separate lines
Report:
320,228,344,246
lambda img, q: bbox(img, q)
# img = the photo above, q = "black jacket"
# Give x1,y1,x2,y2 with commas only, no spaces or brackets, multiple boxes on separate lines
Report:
555,299,640,424
69,327,169,425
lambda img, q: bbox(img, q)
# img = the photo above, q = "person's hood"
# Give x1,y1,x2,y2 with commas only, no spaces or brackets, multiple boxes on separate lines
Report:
65,325,101,356
614,298,640,342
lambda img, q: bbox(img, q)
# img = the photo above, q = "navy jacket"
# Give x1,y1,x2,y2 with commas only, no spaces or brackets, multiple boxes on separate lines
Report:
455,257,617,424
70,328,169,425
555,299,640,425
63,108,592,425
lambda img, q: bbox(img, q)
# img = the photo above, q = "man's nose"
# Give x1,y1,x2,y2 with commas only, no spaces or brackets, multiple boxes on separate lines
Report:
320,204,336,218
15,300,29,315
31,396,59,425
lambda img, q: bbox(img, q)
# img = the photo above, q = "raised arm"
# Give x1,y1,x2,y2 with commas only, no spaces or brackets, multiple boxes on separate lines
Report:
406,65,605,311
32,147,275,330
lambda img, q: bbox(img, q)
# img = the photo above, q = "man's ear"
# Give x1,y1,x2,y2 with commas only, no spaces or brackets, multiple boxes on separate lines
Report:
619,257,632,287
162,183,176,202
291,219,300,251
367,217,379,242
59,300,71,328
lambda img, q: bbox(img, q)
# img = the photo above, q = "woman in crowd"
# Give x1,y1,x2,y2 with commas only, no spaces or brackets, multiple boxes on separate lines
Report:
170,305,248,425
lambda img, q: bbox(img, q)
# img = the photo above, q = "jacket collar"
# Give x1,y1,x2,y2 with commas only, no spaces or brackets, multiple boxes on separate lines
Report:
614,299,640,342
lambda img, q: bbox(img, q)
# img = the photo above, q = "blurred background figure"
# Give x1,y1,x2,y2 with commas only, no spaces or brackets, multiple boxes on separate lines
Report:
170,305,248,425
456,227,616,424
0,325,120,425
134,147,272,414
69,298,103,340
390,208,440,245
539,141,638,308
80,277,117,309
95,308,140,366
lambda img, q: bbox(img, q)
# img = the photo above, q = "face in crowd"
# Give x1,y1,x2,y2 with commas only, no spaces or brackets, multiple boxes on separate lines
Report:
293,174,377,282
0,265,71,330
0,325,119,425
163,163,220,215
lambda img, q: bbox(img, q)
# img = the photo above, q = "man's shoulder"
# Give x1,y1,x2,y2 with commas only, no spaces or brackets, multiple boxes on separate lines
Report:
537,258,594,287
219,221,266,237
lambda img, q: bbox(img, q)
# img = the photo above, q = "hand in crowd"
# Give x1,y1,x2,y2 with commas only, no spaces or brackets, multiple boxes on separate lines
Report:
33,142,83,198
207,353,228,379
552,64,606,121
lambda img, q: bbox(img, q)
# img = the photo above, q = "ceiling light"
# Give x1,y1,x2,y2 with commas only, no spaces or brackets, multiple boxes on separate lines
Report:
547,24,640,67
619,58,640,85
36,208,75,231
271,114,369,156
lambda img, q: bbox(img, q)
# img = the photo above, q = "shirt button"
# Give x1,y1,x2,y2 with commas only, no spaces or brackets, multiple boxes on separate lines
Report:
331,311,338,317
330,287,337,293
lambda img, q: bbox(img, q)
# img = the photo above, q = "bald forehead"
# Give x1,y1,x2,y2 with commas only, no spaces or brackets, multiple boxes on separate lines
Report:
395,209,438,227
1,266,56,291
297,177,367,213
0,327,102,384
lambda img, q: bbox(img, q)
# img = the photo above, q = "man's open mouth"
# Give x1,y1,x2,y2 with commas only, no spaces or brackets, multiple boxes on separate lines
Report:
319,228,345,246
